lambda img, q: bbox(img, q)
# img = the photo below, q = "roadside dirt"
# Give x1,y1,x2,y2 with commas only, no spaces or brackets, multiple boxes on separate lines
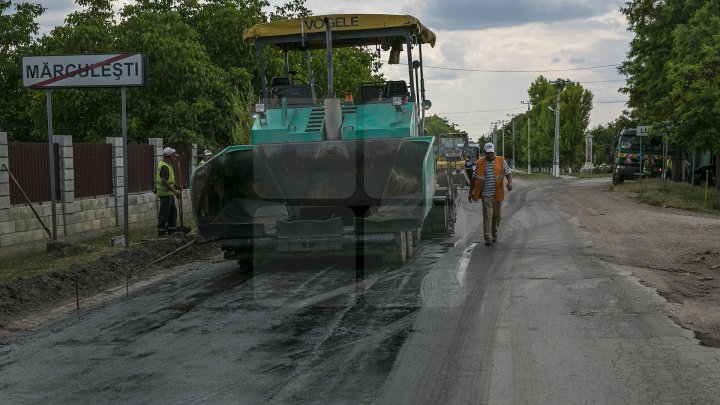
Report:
555,179,720,347
0,234,220,336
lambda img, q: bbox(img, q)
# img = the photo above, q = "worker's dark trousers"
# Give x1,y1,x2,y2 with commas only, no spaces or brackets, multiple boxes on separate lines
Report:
157,195,177,236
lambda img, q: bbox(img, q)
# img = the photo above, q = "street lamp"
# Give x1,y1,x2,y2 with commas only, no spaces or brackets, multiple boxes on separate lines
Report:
521,100,531,173
507,113,518,169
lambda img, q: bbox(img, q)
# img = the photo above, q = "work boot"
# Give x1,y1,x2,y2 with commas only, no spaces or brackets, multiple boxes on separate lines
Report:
492,235,497,242
485,240,492,246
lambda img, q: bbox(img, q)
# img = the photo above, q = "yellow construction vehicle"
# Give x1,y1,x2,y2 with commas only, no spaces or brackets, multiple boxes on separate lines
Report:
436,132,471,187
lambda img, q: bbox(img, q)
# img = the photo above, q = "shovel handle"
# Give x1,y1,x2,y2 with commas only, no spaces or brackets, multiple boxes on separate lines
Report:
177,187,184,228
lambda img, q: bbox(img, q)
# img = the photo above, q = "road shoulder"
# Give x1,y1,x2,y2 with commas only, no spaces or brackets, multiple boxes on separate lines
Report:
553,178,720,347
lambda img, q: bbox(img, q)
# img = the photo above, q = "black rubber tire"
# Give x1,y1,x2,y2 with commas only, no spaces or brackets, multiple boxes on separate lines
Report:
413,228,422,244
405,230,414,259
383,231,407,265
237,258,256,272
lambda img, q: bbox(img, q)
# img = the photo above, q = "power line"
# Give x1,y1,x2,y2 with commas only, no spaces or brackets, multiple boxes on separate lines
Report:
434,107,525,115
580,79,625,84
414,63,621,73
435,100,625,116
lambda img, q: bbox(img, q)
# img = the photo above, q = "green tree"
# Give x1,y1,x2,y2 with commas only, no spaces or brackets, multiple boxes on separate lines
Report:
512,113,531,169
0,0,44,139
181,0,267,80
667,0,720,187
618,0,691,125
526,76,593,171
294,47,383,100
559,83,593,170
36,0,119,143
423,114,458,136
1,0,389,149
117,4,251,147
527,77,557,167
619,0,695,181
22,0,253,148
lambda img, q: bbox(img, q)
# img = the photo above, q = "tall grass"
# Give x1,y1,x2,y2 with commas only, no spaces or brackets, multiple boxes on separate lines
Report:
612,178,720,214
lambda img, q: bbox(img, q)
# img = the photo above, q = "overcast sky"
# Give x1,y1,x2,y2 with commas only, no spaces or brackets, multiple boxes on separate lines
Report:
33,0,632,140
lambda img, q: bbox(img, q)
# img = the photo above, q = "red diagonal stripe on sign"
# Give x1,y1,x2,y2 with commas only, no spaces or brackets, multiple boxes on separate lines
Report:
30,53,138,88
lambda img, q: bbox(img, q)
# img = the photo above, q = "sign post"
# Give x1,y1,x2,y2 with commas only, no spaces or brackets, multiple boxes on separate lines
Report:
46,89,57,240
636,125,650,179
662,121,673,186
121,87,129,249
23,53,147,247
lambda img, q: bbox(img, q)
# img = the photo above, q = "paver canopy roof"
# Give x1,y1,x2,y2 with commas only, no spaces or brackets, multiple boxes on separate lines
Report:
243,14,436,49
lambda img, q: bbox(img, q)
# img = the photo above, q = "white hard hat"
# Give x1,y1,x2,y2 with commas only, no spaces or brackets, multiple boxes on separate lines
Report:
203,149,213,157
484,143,495,153
162,147,176,156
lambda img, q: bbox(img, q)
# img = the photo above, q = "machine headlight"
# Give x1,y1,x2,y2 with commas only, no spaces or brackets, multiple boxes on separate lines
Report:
255,103,266,113
392,96,403,106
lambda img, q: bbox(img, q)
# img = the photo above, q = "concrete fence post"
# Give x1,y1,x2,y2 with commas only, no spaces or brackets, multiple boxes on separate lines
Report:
0,132,10,248
53,135,75,236
149,138,163,167
106,136,124,227
0,132,9,211
191,143,198,175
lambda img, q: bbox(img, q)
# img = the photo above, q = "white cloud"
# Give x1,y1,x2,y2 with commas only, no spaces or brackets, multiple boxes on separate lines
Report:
402,7,632,133
35,0,78,34
31,0,631,130
411,0,624,30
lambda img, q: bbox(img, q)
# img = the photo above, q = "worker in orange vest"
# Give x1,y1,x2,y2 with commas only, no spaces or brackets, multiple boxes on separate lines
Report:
472,142,513,246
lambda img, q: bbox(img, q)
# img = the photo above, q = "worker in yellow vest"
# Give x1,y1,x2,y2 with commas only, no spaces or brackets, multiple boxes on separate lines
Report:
472,142,513,246
156,147,181,237
198,149,213,167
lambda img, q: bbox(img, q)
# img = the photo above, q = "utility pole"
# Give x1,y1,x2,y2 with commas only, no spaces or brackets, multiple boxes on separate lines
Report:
521,100,531,173
555,86,561,176
502,121,506,157
498,120,506,156
507,113,518,169
550,79,566,177
491,121,499,146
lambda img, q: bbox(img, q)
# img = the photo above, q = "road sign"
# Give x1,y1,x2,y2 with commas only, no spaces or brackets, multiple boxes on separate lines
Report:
637,125,651,136
23,53,147,248
637,152,644,161
22,53,147,88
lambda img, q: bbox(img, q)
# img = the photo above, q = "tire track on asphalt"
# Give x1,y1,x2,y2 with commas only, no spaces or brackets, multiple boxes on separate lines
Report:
378,179,539,404
268,311,417,403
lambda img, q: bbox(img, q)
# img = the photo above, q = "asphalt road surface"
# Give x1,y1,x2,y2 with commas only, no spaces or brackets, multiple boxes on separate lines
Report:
2,178,720,404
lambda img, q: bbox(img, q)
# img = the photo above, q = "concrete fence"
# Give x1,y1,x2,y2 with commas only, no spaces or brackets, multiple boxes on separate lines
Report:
0,132,197,257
